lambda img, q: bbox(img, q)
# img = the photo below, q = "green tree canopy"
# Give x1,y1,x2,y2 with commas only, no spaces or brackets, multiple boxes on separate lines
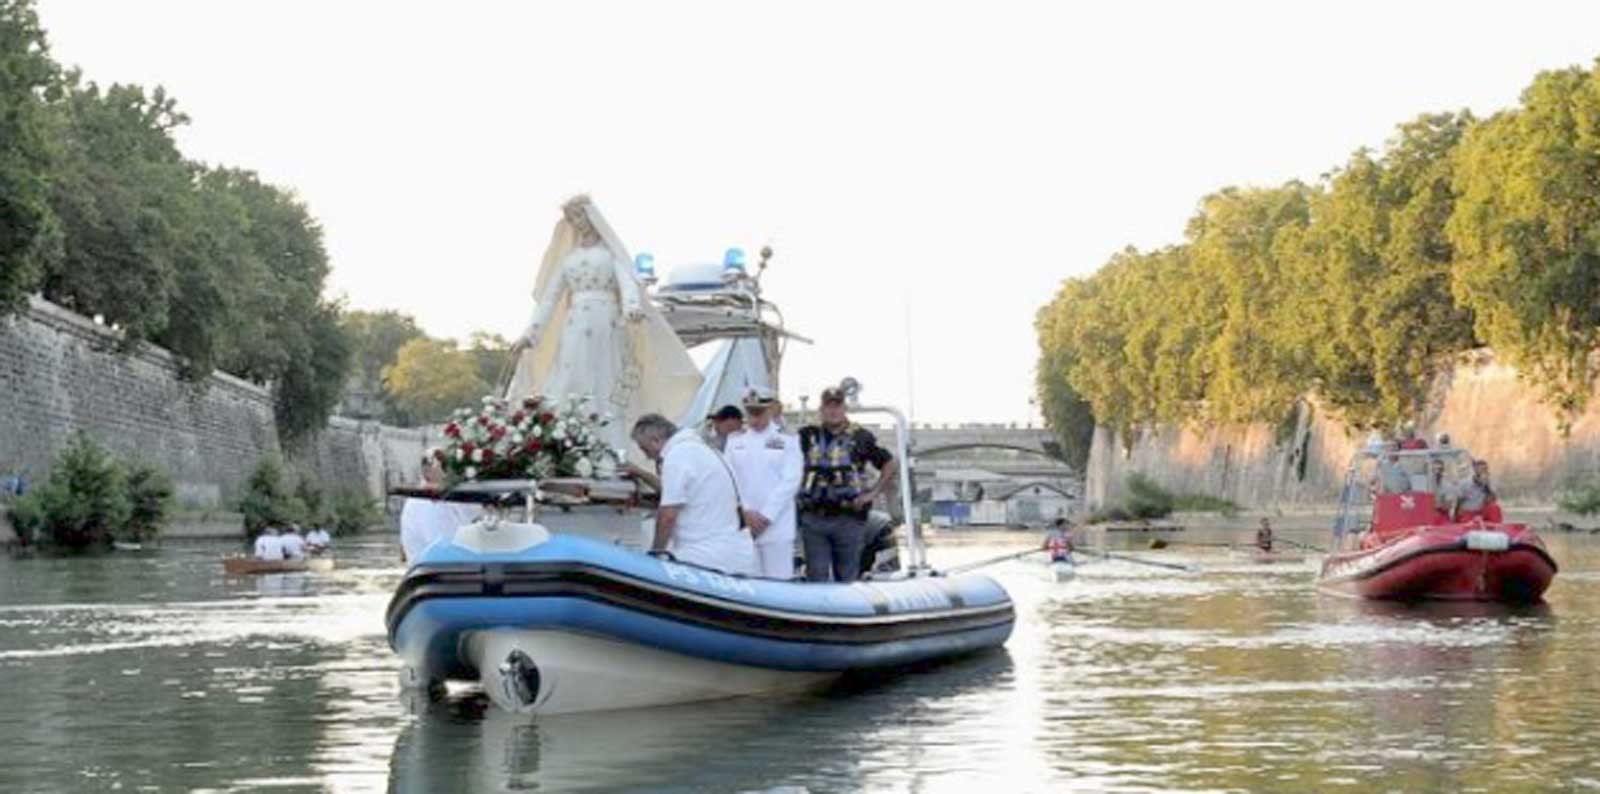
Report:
41,74,193,346
0,0,58,314
344,310,426,384
383,338,490,424
1449,65,1600,420
1035,61,1600,442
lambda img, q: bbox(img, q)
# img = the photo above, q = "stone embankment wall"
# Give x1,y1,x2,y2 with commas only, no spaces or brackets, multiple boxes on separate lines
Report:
0,297,430,540
1085,353,1600,512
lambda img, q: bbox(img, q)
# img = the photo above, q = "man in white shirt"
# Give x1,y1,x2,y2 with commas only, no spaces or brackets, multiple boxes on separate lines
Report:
254,527,286,561
725,387,803,579
280,524,308,560
631,413,757,575
305,527,332,553
400,456,482,565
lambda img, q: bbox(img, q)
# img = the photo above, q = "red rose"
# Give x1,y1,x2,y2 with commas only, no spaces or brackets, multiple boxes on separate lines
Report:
432,449,446,461
481,449,495,464
540,412,554,424
489,426,506,441
461,442,476,455
511,411,526,425
477,415,490,427
525,439,542,452
444,422,460,439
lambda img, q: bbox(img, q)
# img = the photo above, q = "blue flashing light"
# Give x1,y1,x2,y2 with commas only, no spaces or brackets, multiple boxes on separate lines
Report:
722,247,747,273
634,252,656,278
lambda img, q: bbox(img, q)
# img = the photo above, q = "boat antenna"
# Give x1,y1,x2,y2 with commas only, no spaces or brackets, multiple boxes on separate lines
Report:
753,240,774,287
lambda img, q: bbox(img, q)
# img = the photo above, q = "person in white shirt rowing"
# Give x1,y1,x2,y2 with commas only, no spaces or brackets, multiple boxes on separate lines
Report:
725,387,804,579
253,526,286,561
400,455,482,565
631,413,758,575
305,526,332,554
280,524,308,560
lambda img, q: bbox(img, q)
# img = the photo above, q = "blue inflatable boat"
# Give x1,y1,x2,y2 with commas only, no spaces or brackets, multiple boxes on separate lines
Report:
387,519,1015,715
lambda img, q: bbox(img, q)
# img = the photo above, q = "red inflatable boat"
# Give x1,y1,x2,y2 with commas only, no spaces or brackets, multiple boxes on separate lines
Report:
1317,447,1557,602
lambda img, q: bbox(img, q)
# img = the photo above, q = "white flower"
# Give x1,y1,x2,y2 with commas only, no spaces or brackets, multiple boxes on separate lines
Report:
464,466,478,480
481,395,495,405
594,455,617,479
510,431,524,444
530,425,543,439
471,448,484,463
575,457,594,478
452,448,464,461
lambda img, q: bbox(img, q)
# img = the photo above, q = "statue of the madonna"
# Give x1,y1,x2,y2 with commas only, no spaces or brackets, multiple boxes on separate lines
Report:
507,195,702,454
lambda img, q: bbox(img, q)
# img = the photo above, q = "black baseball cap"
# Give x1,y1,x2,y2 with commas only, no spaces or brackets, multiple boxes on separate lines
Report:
710,405,744,421
820,387,845,404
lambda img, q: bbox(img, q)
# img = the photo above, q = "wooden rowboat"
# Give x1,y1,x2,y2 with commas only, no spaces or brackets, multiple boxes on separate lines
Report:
223,557,335,575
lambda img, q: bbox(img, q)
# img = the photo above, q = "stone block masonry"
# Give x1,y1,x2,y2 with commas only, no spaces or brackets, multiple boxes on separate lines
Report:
1,297,430,540
1084,351,1600,512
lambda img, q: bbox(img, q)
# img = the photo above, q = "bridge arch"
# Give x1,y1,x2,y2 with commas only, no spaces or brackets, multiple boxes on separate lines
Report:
914,442,1067,463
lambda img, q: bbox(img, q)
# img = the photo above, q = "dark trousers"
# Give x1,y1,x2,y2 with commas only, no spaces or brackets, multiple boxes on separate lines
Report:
800,510,866,582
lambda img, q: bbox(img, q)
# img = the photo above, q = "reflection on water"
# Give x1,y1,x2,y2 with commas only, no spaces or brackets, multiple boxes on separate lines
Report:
1,530,1599,792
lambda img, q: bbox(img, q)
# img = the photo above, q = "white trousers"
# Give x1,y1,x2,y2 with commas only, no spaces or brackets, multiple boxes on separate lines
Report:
753,532,798,579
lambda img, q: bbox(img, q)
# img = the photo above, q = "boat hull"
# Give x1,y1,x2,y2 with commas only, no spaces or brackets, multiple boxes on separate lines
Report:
1317,525,1556,602
467,629,836,714
388,523,1014,714
223,557,335,575
1048,559,1075,582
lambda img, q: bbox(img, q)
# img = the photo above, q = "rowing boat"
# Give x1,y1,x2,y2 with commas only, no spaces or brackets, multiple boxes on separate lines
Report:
222,556,335,575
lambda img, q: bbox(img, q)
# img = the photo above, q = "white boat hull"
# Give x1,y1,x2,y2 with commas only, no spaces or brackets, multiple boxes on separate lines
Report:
463,629,836,715
1049,559,1076,582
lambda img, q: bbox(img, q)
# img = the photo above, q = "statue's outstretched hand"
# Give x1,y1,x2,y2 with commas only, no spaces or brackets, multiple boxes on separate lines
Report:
512,326,540,353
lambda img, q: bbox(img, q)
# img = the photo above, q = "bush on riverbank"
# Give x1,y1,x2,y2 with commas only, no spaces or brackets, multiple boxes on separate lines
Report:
239,455,382,536
239,455,304,538
8,432,173,548
121,461,175,543
1558,484,1600,517
326,489,383,536
1086,472,1240,523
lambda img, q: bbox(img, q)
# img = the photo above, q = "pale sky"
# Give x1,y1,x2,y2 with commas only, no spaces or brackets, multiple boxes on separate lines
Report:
33,1,1600,423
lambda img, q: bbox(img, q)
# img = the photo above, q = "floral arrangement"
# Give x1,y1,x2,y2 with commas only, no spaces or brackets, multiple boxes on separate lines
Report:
431,395,619,483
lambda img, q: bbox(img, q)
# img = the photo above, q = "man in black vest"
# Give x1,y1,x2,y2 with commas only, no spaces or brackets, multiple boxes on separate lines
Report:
797,386,898,581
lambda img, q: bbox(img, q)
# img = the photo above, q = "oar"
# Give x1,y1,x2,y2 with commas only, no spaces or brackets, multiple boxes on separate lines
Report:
941,547,1047,575
1149,539,1235,550
1094,549,1198,573
1277,538,1327,554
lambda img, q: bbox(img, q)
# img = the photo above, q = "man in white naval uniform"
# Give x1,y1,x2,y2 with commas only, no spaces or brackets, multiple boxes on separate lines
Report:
725,387,804,579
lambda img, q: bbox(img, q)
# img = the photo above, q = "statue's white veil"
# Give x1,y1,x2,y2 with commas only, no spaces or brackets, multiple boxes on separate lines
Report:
506,198,703,447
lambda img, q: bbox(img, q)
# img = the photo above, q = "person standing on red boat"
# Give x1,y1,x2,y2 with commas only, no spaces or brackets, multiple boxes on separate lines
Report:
1452,459,1502,523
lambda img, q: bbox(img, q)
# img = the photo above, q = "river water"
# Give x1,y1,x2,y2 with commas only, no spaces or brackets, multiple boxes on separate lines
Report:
1,528,1598,793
